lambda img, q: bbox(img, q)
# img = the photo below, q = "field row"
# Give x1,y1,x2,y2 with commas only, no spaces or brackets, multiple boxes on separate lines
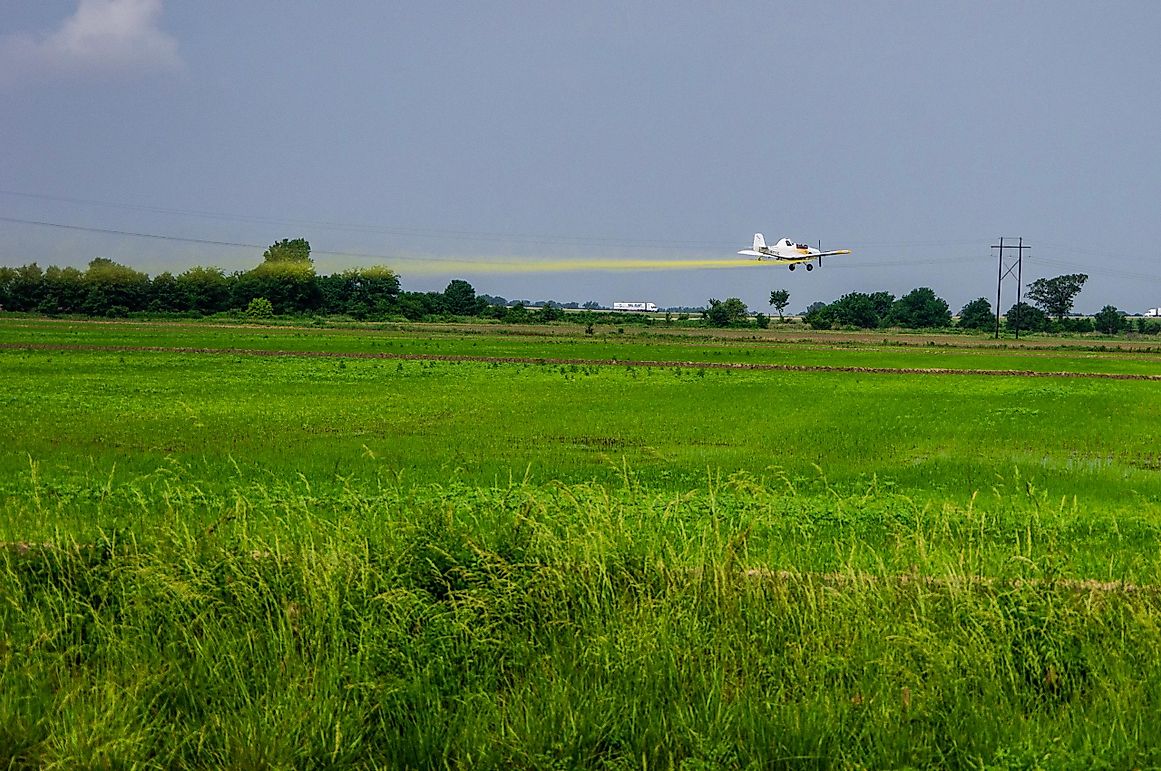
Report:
3,340,1160,516
5,317,1161,375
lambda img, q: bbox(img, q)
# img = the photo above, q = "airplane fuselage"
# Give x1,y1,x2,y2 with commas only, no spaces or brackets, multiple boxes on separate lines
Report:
738,234,851,271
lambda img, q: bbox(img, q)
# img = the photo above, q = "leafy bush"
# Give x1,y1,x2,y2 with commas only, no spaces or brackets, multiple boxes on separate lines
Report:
245,297,274,319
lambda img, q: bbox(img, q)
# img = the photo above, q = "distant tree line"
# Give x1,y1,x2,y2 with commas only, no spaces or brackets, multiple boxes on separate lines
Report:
802,287,953,330
0,240,652,327
791,274,1154,335
0,239,410,319
0,239,513,322
1,247,1152,336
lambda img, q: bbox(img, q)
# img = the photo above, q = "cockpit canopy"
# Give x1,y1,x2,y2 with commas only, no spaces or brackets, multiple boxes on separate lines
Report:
784,239,808,249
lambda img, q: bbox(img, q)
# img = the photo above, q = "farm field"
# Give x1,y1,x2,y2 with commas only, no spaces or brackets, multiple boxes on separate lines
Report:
3,317,1161,767
7,316,1161,376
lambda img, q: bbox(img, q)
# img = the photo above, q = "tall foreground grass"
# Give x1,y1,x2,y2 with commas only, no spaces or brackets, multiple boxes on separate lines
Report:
4,472,1161,768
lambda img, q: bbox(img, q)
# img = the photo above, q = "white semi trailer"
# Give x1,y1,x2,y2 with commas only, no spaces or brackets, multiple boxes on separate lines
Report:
612,302,658,312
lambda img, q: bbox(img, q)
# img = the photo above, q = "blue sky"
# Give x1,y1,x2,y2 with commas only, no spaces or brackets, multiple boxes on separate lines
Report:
3,1,1160,313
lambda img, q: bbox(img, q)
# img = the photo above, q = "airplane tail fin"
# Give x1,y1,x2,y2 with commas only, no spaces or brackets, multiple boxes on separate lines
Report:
753,234,766,251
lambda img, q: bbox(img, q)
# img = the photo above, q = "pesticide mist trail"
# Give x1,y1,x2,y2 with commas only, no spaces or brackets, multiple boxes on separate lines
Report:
394,257,760,275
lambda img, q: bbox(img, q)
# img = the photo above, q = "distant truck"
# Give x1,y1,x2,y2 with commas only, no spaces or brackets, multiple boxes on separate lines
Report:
1146,308,1161,317
612,302,658,312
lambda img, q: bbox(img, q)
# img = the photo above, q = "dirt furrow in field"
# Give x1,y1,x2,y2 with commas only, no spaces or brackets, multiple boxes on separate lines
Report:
4,341,1161,380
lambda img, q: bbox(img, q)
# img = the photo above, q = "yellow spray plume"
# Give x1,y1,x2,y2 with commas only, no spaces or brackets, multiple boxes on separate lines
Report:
394,256,760,275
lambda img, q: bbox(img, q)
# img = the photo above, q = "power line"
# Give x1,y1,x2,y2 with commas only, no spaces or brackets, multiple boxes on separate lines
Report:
827,255,976,269
0,188,993,253
0,215,457,263
0,214,988,272
0,215,770,273
1024,255,1161,284
0,189,727,251
11,206,1151,284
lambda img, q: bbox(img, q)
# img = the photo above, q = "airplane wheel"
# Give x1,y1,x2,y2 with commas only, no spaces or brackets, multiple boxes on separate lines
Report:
788,264,795,271
806,264,814,271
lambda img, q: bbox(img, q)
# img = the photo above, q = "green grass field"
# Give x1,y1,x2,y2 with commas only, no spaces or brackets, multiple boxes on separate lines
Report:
3,317,1161,767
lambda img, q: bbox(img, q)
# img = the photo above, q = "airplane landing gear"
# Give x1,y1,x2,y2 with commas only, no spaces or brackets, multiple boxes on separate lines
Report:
788,264,795,271
806,264,814,271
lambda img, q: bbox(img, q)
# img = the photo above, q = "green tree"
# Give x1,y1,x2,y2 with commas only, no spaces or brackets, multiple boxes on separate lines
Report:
262,238,312,265
869,291,896,321
443,279,484,316
503,302,529,323
235,246,321,314
82,258,150,316
3,264,45,312
41,266,86,314
1005,302,1049,333
1136,318,1161,336
1026,274,1088,321
395,291,447,320
704,297,748,327
768,289,790,321
886,287,951,329
318,267,400,318
1093,305,1125,334
754,312,770,329
830,292,879,329
537,304,564,322
175,266,232,314
957,297,994,331
0,266,14,310
147,271,183,312
803,301,833,329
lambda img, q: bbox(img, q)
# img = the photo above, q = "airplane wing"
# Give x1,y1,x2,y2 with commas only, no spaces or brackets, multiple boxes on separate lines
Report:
737,249,763,257
815,249,852,258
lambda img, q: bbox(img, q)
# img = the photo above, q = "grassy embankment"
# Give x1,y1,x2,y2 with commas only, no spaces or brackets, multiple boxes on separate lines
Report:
3,317,1161,767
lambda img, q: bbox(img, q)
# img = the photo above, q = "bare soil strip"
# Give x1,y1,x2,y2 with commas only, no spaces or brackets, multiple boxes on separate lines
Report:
4,341,1161,380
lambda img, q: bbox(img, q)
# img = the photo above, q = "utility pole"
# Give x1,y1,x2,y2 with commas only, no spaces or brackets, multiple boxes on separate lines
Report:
991,237,1030,339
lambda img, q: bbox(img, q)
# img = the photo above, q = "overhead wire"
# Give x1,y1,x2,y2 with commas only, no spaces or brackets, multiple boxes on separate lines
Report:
0,189,727,250
1,213,986,274
1024,255,1161,284
0,188,995,253
10,193,1134,278
0,215,754,272
0,215,1011,276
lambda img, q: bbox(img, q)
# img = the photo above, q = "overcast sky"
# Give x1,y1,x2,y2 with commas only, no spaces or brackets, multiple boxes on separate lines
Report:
3,1,1160,313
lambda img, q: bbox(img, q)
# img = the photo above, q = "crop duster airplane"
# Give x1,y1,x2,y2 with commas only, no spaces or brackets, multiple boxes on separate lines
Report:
738,234,852,271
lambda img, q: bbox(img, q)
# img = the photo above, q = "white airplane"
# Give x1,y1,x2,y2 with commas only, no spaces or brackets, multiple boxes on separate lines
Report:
738,234,852,271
